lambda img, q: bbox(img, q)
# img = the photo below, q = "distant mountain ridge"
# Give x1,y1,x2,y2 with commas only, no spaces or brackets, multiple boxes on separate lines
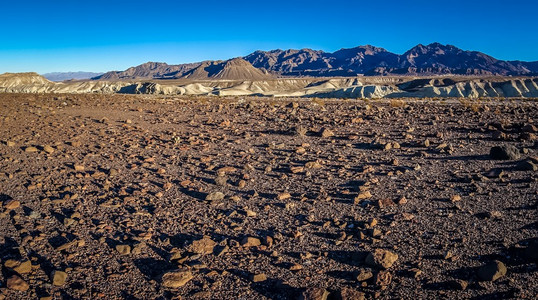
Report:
94,43,538,80
43,72,104,82
95,62,201,80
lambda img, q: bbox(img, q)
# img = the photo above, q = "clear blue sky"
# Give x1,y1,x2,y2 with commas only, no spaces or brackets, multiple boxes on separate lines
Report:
1,0,537,73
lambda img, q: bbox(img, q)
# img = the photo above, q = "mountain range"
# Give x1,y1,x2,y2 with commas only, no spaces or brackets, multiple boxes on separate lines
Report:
43,71,104,82
92,43,538,81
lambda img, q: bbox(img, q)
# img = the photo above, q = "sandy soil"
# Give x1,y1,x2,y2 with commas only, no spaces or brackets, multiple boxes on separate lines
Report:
0,94,536,299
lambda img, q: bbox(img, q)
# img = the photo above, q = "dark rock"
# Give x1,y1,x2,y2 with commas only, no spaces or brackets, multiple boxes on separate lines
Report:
448,279,468,290
490,145,520,160
477,260,507,281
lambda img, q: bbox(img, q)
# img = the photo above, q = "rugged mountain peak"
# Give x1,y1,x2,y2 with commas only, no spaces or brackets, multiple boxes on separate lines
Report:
405,43,461,55
122,62,170,73
138,61,168,67
360,45,387,55
397,43,510,75
223,57,252,67
181,58,272,80
354,44,388,53
333,45,389,57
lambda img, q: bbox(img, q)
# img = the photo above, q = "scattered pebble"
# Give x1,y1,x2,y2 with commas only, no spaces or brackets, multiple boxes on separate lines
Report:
206,192,225,201
189,236,216,254
7,275,29,291
250,273,267,283
115,244,131,255
51,270,68,286
365,249,399,269
25,146,38,153
162,270,193,288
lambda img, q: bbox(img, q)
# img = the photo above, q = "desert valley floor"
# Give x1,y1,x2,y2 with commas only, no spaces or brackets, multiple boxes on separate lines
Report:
0,94,536,299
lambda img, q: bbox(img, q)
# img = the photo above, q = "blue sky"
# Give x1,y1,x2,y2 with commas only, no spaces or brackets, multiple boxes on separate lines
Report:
1,0,537,73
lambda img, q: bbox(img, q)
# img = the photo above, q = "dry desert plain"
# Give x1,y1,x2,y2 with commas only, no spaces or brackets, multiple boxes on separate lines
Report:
0,93,537,299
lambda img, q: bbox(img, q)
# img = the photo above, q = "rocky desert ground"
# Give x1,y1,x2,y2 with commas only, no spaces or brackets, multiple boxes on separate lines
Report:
0,93,536,299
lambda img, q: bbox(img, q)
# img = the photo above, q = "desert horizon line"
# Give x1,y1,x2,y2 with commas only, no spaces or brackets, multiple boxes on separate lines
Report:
3,42,535,75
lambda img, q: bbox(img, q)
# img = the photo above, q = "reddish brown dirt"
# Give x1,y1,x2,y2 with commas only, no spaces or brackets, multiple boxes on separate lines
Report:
0,94,537,299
